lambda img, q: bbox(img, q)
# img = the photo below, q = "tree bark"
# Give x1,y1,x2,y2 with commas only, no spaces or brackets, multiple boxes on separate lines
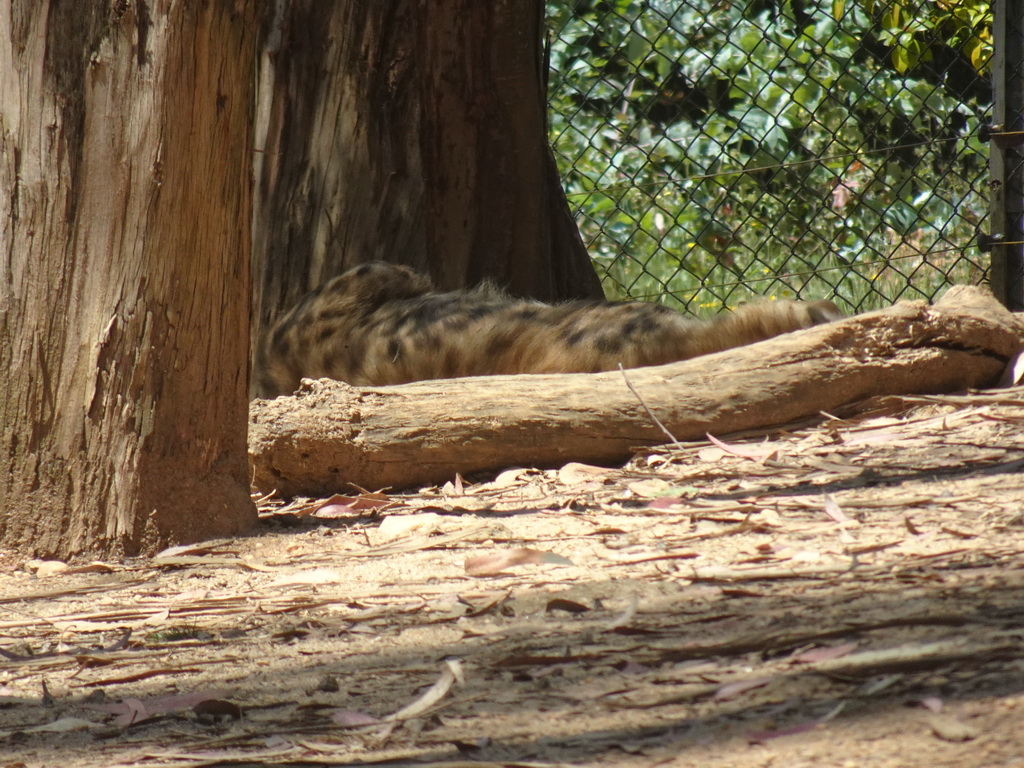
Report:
249,287,1024,497
252,0,602,353
0,1,258,557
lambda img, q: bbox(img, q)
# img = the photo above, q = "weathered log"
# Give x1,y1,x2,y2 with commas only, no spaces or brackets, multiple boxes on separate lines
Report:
248,286,1024,497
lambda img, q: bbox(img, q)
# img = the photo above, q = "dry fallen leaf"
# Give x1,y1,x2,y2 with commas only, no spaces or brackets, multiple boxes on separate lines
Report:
67,561,116,575
112,697,149,727
605,594,639,630
790,642,857,663
311,502,360,518
386,659,463,721
142,608,171,627
747,720,819,743
465,548,573,577
920,696,944,714
904,514,924,535
331,709,382,728
625,479,679,498
313,491,396,518
155,542,237,559
645,497,683,509
705,433,778,461
0,716,98,739
714,677,771,701
926,713,980,742
941,525,978,539
371,512,444,544
270,568,346,586
557,462,611,486
822,494,853,524
998,350,1024,387
478,467,534,491
26,560,69,578
546,598,590,614
90,691,228,727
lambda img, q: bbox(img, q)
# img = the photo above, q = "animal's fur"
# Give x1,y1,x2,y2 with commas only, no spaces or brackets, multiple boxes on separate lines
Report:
254,261,843,397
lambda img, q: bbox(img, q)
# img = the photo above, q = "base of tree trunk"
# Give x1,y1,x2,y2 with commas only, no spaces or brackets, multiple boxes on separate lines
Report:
248,286,1024,497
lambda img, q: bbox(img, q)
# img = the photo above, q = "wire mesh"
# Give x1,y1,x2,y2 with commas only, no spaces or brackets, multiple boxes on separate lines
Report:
546,0,993,314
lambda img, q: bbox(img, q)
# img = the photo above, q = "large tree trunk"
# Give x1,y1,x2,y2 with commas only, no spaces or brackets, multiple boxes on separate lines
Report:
252,0,602,351
249,287,1024,497
0,1,258,558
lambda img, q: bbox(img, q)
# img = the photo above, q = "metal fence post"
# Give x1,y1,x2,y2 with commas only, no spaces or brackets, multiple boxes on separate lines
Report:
989,0,1024,310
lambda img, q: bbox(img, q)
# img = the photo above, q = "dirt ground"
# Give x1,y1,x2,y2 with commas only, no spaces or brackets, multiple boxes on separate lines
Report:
3,385,1024,768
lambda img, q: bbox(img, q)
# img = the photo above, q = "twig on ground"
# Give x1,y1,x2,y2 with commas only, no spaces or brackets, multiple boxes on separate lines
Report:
618,364,683,449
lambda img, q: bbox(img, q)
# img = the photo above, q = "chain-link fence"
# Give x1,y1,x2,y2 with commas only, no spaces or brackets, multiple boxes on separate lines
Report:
546,0,992,314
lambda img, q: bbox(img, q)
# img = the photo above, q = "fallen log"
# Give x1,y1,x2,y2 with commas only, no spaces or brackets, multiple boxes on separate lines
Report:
249,285,1024,497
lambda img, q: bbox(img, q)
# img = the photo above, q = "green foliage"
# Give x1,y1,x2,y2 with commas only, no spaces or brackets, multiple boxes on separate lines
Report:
547,0,991,313
868,0,992,74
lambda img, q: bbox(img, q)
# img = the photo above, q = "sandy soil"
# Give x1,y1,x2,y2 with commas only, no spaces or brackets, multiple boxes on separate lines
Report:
2,386,1024,767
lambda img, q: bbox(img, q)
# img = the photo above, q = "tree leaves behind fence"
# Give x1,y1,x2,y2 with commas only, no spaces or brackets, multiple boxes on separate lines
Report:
546,0,992,313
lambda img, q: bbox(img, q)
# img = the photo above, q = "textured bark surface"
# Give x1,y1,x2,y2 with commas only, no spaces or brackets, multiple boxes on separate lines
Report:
0,2,258,557
249,286,1024,497
252,0,602,353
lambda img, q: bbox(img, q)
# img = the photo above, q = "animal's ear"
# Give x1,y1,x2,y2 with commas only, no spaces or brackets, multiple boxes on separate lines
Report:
337,262,435,305
804,299,845,325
